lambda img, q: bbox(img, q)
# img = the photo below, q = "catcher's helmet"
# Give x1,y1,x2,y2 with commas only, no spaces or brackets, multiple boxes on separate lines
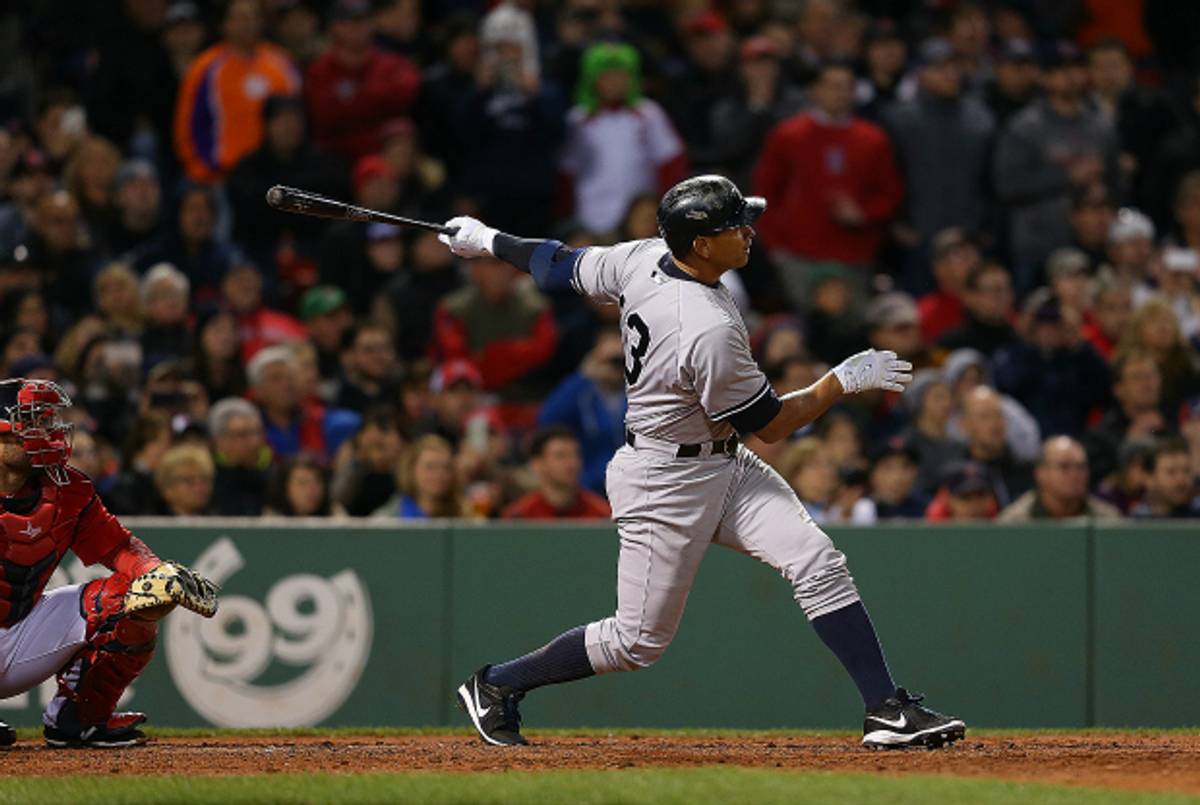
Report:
0,378,74,485
656,175,766,258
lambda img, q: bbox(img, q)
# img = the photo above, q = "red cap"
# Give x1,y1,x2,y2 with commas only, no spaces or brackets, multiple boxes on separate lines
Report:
683,9,728,36
739,35,781,61
431,359,484,392
379,117,416,143
353,154,395,192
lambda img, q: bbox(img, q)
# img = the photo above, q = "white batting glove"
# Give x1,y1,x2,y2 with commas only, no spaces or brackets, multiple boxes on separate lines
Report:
438,216,499,258
831,349,913,394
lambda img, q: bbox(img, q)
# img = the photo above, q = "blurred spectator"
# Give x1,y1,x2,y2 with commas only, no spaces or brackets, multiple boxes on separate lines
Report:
265,455,333,517
1130,437,1200,517
333,408,404,517
855,19,908,121
993,293,1110,440
755,60,903,310
939,261,1018,355
456,4,565,234
818,409,866,472
416,11,480,179
84,0,176,166
67,428,106,483
34,90,88,168
221,261,305,361
272,0,324,66
801,266,867,365
1143,75,1200,232
884,41,995,290
335,321,399,413
542,1,625,100
709,36,806,191
1069,182,1116,267
998,436,1121,521
304,0,420,161
898,370,963,494
993,41,1119,293
174,0,301,182
1105,207,1157,290
537,328,626,496
208,397,270,517
376,117,448,216
1083,272,1134,360
227,94,348,274
300,285,354,394
662,9,737,168
1154,248,1200,340
26,190,97,321
789,0,841,84
1095,437,1155,514
915,228,980,343
1083,350,1170,485
431,256,557,427
947,2,991,89
372,433,466,518
560,41,683,236
502,426,610,520
192,308,246,402
1172,172,1200,255
984,39,1039,128
376,230,463,361
864,292,932,367
63,136,122,255
3,289,54,353
162,2,209,83
1086,38,1182,212
153,442,215,516
1046,247,1092,321
924,459,998,521
778,437,838,524
826,465,876,524
1117,297,1200,415
139,263,192,371
109,159,165,257
248,344,360,462
102,409,172,516
0,148,55,257
131,184,241,304
957,385,1033,507
867,436,927,518
411,359,487,448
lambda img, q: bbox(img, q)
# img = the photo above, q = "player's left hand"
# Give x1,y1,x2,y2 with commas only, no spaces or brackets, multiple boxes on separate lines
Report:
832,349,913,394
123,561,219,621
439,216,499,258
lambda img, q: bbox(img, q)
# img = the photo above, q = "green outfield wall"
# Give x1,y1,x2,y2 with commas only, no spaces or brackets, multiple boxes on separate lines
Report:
0,521,1192,729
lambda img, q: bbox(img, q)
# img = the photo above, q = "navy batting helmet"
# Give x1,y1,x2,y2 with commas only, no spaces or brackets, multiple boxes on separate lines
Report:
656,175,766,258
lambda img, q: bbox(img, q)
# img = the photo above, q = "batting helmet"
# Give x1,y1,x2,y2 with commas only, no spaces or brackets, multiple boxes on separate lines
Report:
0,378,74,485
656,175,766,258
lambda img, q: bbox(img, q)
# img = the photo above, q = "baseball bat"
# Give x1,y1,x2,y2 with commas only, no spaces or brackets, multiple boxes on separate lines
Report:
265,185,457,235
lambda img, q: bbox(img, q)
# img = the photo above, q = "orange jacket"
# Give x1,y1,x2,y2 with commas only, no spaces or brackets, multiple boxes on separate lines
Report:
174,42,300,182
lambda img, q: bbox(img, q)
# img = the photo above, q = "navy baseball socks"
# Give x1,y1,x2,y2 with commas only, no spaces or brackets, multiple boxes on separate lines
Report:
484,625,595,691
812,601,966,748
810,601,896,710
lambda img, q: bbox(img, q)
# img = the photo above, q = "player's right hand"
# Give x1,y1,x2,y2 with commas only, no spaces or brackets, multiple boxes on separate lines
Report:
438,216,499,258
831,349,913,394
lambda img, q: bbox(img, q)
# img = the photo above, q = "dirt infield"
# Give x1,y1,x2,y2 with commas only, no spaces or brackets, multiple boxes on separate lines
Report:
4,734,1198,795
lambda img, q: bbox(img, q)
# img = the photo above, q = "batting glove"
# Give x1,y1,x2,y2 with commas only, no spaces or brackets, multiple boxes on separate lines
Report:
438,216,499,258
831,349,913,394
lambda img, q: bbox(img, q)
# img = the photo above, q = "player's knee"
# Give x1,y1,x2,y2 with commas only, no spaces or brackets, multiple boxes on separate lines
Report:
792,552,861,620
584,618,668,673
619,637,666,671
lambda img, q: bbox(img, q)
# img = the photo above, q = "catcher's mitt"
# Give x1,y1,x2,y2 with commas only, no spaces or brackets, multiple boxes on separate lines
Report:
123,561,219,621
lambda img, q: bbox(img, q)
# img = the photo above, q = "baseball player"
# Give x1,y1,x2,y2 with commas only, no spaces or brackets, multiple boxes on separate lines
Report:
440,175,965,749
0,379,216,748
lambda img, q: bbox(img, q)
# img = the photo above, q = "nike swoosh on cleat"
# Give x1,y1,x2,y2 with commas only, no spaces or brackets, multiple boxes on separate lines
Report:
868,714,908,730
474,680,492,718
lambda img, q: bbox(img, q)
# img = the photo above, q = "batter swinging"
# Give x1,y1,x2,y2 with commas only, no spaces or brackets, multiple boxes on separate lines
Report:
440,175,965,749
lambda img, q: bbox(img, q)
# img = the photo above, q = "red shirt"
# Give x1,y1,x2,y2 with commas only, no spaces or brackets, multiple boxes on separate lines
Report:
917,289,965,343
502,489,611,521
305,48,420,160
0,467,149,627
753,112,903,265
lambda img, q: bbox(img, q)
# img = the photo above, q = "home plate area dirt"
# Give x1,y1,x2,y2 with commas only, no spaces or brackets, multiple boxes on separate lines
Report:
4,733,1199,795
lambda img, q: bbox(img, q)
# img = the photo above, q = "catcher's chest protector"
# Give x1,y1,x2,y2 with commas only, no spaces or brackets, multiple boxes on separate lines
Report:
0,476,91,626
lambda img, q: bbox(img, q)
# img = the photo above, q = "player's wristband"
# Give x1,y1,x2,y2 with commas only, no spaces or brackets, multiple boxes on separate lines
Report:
493,233,582,292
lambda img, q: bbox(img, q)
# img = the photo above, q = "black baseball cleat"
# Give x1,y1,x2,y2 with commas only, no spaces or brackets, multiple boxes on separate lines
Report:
862,688,966,749
0,720,14,746
44,704,149,749
456,665,528,746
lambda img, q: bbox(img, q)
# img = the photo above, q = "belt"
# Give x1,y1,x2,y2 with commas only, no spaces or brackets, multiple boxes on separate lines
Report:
625,429,738,459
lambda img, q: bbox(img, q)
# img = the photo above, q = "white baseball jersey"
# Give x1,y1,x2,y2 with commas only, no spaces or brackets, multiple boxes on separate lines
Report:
571,238,779,444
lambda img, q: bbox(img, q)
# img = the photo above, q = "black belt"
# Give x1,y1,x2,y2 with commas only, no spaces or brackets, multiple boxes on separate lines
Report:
625,429,738,458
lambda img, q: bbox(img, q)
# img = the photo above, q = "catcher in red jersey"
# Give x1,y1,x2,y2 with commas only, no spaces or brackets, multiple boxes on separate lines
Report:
0,378,217,748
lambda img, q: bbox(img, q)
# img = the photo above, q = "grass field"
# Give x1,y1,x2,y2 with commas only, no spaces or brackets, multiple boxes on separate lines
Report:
1,728,1196,805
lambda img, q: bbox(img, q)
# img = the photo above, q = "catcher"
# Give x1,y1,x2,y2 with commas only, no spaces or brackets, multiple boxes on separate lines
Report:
0,378,217,748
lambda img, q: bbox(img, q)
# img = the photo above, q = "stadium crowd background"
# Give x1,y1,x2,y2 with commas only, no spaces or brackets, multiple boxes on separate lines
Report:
1,0,1200,523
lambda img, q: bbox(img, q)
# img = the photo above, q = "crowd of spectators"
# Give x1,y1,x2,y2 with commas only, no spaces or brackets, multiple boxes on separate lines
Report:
3,0,1200,522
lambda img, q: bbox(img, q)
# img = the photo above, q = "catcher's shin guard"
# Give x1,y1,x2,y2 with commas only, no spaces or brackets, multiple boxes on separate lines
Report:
55,575,158,726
